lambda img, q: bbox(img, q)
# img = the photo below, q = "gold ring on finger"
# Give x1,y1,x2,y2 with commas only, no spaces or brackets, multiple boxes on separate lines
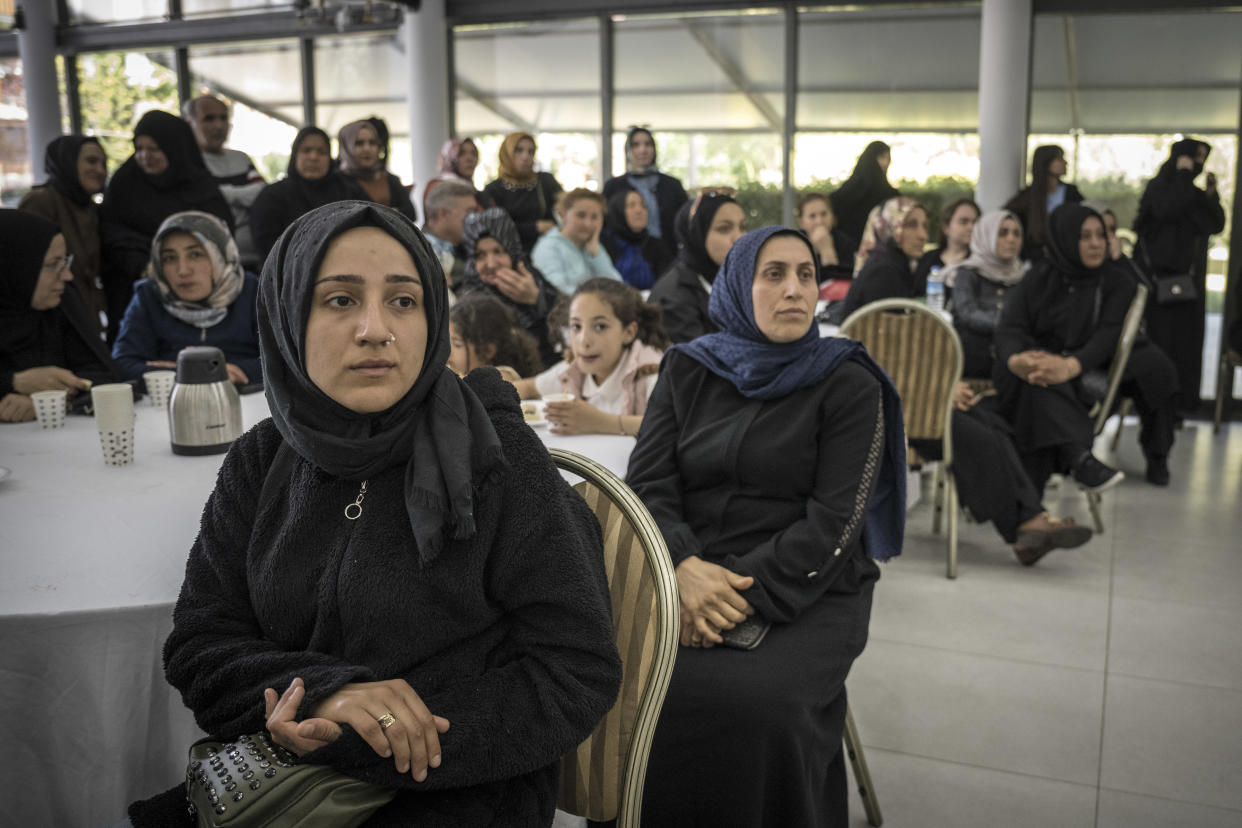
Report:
377,712,397,731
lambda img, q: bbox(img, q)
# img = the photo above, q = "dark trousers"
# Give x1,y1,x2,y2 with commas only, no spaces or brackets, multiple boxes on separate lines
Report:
1120,341,1179,459
1145,295,1205,413
994,372,1094,493
912,403,1044,544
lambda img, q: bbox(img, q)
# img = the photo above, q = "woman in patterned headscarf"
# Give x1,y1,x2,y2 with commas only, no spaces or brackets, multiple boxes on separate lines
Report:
839,196,929,318
111,210,261,386
336,119,418,223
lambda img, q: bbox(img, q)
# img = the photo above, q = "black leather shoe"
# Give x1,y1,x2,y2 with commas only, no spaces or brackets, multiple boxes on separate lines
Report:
1146,455,1170,486
1072,453,1125,493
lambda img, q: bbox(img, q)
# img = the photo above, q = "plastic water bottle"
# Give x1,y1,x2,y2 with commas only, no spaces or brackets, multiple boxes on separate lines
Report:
926,265,946,314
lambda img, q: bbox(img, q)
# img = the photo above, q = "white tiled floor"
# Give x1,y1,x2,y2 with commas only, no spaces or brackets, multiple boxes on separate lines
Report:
845,419,1242,827
555,419,1242,828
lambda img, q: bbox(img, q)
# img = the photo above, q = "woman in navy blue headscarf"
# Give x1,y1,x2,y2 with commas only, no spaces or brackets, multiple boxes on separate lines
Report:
626,225,904,827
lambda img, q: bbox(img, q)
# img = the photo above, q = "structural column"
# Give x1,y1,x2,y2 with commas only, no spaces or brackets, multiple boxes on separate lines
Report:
975,0,1032,210
17,0,64,181
402,0,450,198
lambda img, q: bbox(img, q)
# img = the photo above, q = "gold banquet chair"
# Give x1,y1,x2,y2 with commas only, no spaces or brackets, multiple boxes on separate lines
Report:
841,299,964,579
549,448,679,828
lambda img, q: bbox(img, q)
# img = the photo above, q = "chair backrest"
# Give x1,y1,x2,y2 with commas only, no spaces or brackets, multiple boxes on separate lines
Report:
840,299,963,462
1094,283,1149,436
549,448,679,828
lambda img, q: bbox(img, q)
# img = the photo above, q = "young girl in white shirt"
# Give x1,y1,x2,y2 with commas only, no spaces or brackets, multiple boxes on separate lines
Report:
512,278,668,436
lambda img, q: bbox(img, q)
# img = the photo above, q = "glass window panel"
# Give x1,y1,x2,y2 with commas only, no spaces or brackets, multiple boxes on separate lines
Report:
315,34,412,183
798,91,978,132
1,1,16,30
76,50,179,172
68,0,167,24
0,57,31,204
187,39,301,180
470,132,600,191
794,132,980,189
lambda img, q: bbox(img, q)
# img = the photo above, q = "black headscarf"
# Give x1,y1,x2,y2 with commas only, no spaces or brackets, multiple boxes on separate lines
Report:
285,127,365,214
43,135,102,207
0,210,114,379
257,200,504,564
829,141,898,241
674,193,737,282
1157,137,1211,178
1044,202,1105,279
603,189,647,247
102,110,233,237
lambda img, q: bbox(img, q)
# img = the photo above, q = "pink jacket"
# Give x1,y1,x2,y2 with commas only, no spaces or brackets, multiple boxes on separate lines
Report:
559,341,665,416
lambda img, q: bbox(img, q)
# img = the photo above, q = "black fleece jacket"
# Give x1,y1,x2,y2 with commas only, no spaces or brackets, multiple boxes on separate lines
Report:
130,369,622,827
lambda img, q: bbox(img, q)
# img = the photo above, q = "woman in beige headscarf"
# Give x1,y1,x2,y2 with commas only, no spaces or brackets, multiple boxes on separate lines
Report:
481,131,563,255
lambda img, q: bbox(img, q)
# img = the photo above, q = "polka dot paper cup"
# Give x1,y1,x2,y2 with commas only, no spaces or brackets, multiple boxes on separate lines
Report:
98,427,135,467
31,390,67,429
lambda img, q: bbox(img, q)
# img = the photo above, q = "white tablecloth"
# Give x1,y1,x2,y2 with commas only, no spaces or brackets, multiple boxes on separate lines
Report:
0,395,637,827
0,392,273,827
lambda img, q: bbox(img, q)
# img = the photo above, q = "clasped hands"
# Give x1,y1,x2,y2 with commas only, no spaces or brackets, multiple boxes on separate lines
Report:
264,677,450,782
1008,350,1082,388
674,556,755,648
479,260,540,305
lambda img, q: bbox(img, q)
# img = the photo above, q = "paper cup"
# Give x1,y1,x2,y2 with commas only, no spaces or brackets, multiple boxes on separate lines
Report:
98,427,135,467
91,383,136,432
543,393,575,403
143,370,176,409
31,390,67,429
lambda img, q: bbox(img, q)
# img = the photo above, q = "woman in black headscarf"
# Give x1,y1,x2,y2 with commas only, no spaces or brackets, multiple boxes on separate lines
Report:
829,140,899,245
1133,137,1225,415
994,203,1130,494
250,126,367,264
648,192,747,343
125,200,620,827
1004,144,1083,263
19,135,109,335
600,188,672,291
1,210,118,422
602,127,689,260
100,111,232,342
629,225,905,826
460,207,560,368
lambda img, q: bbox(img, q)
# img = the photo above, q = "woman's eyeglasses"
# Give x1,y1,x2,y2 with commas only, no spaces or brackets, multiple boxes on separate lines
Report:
43,254,75,273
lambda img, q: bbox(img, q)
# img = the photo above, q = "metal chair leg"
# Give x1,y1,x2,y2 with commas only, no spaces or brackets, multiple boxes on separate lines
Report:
946,474,959,579
1109,398,1132,453
844,704,883,827
931,463,944,535
1215,355,1231,435
1086,490,1104,534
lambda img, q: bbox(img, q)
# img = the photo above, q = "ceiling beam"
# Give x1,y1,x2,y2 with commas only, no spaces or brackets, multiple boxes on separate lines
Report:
680,20,782,131
454,75,538,133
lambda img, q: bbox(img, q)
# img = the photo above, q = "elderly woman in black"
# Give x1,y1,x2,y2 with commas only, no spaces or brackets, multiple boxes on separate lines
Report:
648,192,747,343
628,225,906,825
1,210,119,422
460,207,560,368
124,201,621,827
994,203,1129,495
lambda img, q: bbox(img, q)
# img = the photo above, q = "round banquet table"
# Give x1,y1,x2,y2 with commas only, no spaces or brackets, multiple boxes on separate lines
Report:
0,391,635,827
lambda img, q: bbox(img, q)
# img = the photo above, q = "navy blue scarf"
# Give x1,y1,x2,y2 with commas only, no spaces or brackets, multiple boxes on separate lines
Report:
675,225,906,561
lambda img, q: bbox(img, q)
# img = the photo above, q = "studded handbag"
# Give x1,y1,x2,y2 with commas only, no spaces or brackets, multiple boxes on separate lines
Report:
185,732,395,828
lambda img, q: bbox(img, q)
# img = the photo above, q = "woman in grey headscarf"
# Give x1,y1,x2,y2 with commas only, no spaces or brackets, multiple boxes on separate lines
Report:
461,207,559,367
945,208,1027,379
111,210,261,386
124,200,620,827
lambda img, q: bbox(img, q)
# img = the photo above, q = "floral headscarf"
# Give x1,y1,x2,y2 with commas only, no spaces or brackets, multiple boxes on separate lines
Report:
147,210,245,328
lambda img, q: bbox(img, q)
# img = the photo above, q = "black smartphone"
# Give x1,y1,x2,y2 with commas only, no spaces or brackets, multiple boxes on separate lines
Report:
719,616,771,651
